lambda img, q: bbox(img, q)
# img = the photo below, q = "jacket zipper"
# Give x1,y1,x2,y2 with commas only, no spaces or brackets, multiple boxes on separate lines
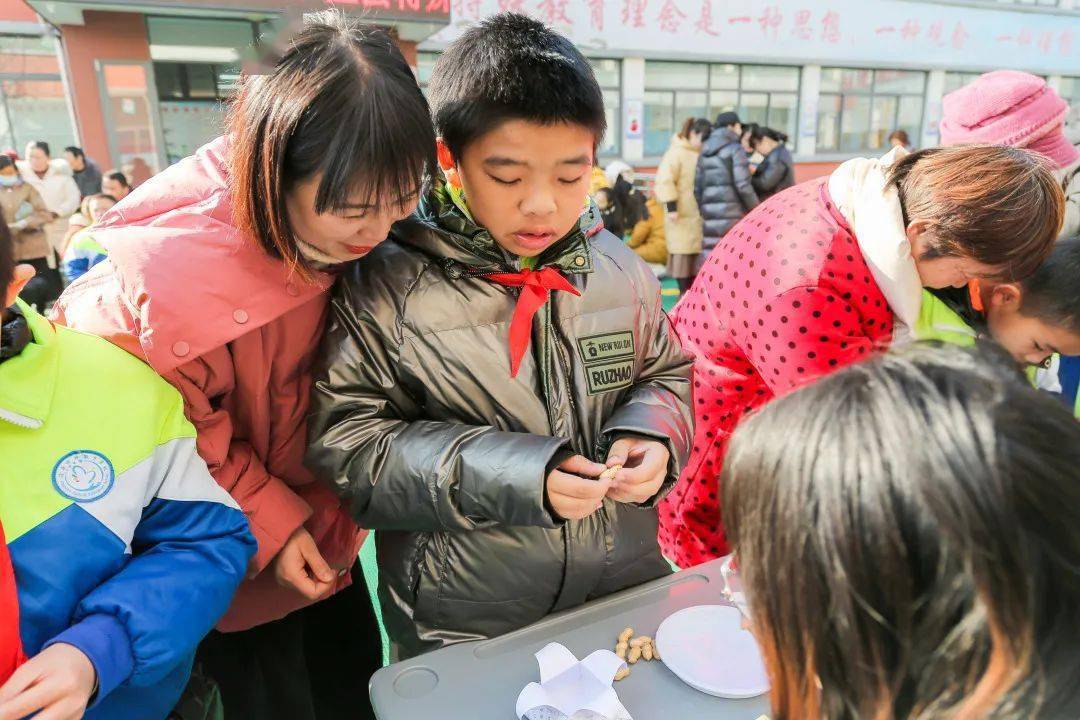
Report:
0,407,43,429
450,260,581,447
548,307,581,453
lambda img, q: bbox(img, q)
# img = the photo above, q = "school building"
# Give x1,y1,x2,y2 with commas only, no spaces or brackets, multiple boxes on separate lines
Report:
0,0,1077,180
0,0,451,177
419,0,1080,180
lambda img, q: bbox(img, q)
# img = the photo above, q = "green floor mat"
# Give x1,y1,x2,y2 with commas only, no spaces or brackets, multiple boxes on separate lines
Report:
359,535,390,666
661,277,680,312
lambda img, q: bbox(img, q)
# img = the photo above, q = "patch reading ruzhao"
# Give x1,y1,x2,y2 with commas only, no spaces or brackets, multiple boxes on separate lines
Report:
578,331,635,395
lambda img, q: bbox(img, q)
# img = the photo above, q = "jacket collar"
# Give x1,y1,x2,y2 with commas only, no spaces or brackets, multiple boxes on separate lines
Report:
0,300,58,430
19,160,68,184
391,181,600,276
91,136,334,375
671,135,696,153
826,146,921,339
701,128,740,157
0,303,31,363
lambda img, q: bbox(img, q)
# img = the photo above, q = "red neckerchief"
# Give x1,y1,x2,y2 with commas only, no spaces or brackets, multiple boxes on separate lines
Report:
483,267,581,377
0,519,25,684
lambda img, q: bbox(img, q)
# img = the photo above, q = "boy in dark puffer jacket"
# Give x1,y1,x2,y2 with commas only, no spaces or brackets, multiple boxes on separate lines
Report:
307,13,694,659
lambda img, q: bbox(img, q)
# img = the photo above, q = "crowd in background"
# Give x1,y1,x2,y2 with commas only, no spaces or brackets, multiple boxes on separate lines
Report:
595,75,1080,304
0,141,133,310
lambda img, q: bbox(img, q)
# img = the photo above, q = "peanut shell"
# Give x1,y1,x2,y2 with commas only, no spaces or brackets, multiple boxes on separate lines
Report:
599,464,623,482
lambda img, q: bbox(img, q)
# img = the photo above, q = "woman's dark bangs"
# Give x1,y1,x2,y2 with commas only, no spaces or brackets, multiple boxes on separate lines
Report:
315,69,434,214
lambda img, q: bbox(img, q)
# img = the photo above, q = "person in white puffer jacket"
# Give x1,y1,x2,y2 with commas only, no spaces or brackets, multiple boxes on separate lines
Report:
17,141,80,257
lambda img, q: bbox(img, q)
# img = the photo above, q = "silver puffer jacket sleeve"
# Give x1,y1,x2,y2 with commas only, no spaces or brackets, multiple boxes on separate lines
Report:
600,278,695,507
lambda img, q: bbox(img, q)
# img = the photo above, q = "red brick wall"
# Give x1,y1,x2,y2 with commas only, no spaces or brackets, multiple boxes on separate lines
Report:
0,1,39,22
58,11,151,169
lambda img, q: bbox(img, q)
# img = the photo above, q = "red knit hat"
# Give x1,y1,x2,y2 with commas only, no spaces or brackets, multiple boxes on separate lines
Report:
939,70,1079,170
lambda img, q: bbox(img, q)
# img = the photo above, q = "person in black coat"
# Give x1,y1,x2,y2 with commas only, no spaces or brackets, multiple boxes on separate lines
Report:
748,126,796,200
694,112,758,260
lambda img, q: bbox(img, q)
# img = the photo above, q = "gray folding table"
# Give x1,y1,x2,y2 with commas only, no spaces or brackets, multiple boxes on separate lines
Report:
369,559,771,719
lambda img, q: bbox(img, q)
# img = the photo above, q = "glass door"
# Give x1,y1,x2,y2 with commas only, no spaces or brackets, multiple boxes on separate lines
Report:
95,60,166,184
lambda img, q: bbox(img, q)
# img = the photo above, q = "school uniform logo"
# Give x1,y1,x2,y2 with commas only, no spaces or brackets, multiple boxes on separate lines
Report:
578,331,635,395
52,450,115,503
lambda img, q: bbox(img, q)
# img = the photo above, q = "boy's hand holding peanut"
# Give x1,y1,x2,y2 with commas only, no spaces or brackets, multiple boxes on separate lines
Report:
545,455,610,521
605,437,670,504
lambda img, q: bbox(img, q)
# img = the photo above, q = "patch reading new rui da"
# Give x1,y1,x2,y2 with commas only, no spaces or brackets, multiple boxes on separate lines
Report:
578,331,635,395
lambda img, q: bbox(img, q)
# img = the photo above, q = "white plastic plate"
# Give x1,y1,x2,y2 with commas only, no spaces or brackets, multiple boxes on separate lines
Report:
654,604,770,699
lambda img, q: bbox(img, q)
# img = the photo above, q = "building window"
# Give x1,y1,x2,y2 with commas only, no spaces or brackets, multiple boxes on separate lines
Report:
147,16,256,165
0,33,75,154
817,68,925,153
1058,77,1079,107
589,58,621,157
154,62,239,165
416,50,437,94
943,72,982,95
643,61,799,157
416,53,621,157
147,16,256,64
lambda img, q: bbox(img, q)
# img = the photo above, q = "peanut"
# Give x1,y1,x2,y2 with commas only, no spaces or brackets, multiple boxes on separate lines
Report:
615,642,628,659
617,627,634,644
642,644,654,661
599,464,623,482
637,636,653,646
614,667,630,681
629,637,646,649
627,646,641,664
651,645,661,661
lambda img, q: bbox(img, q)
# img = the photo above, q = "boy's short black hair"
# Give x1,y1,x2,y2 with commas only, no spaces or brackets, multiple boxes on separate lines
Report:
1019,236,1080,333
0,214,13,291
64,146,85,159
428,13,606,158
28,140,49,157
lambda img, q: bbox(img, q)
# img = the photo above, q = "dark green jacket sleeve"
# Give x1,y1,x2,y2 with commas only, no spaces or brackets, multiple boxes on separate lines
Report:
305,289,567,532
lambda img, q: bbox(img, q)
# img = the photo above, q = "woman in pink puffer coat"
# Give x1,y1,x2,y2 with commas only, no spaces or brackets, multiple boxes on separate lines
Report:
52,13,434,720
660,144,1064,569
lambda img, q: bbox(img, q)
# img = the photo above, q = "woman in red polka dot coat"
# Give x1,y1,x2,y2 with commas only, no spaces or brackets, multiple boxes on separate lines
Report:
660,144,1066,568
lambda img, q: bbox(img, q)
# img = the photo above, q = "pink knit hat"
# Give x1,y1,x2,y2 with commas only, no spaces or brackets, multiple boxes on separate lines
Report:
939,70,1080,170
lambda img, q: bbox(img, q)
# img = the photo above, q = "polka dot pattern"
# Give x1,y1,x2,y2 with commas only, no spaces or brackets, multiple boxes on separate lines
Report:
660,179,895,568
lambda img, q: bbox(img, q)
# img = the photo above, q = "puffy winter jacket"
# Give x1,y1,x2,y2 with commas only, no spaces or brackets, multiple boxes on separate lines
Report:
628,197,668,265
694,128,759,251
1,300,254,719
306,189,694,659
654,135,703,256
0,181,51,262
660,179,895,568
0,519,23,685
751,144,796,199
51,137,364,631
61,226,108,284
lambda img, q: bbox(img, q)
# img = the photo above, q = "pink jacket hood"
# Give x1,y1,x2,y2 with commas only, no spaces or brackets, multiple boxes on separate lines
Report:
92,136,333,373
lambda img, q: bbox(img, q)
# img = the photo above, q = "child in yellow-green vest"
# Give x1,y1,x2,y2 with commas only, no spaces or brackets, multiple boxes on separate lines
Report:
918,236,1080,414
